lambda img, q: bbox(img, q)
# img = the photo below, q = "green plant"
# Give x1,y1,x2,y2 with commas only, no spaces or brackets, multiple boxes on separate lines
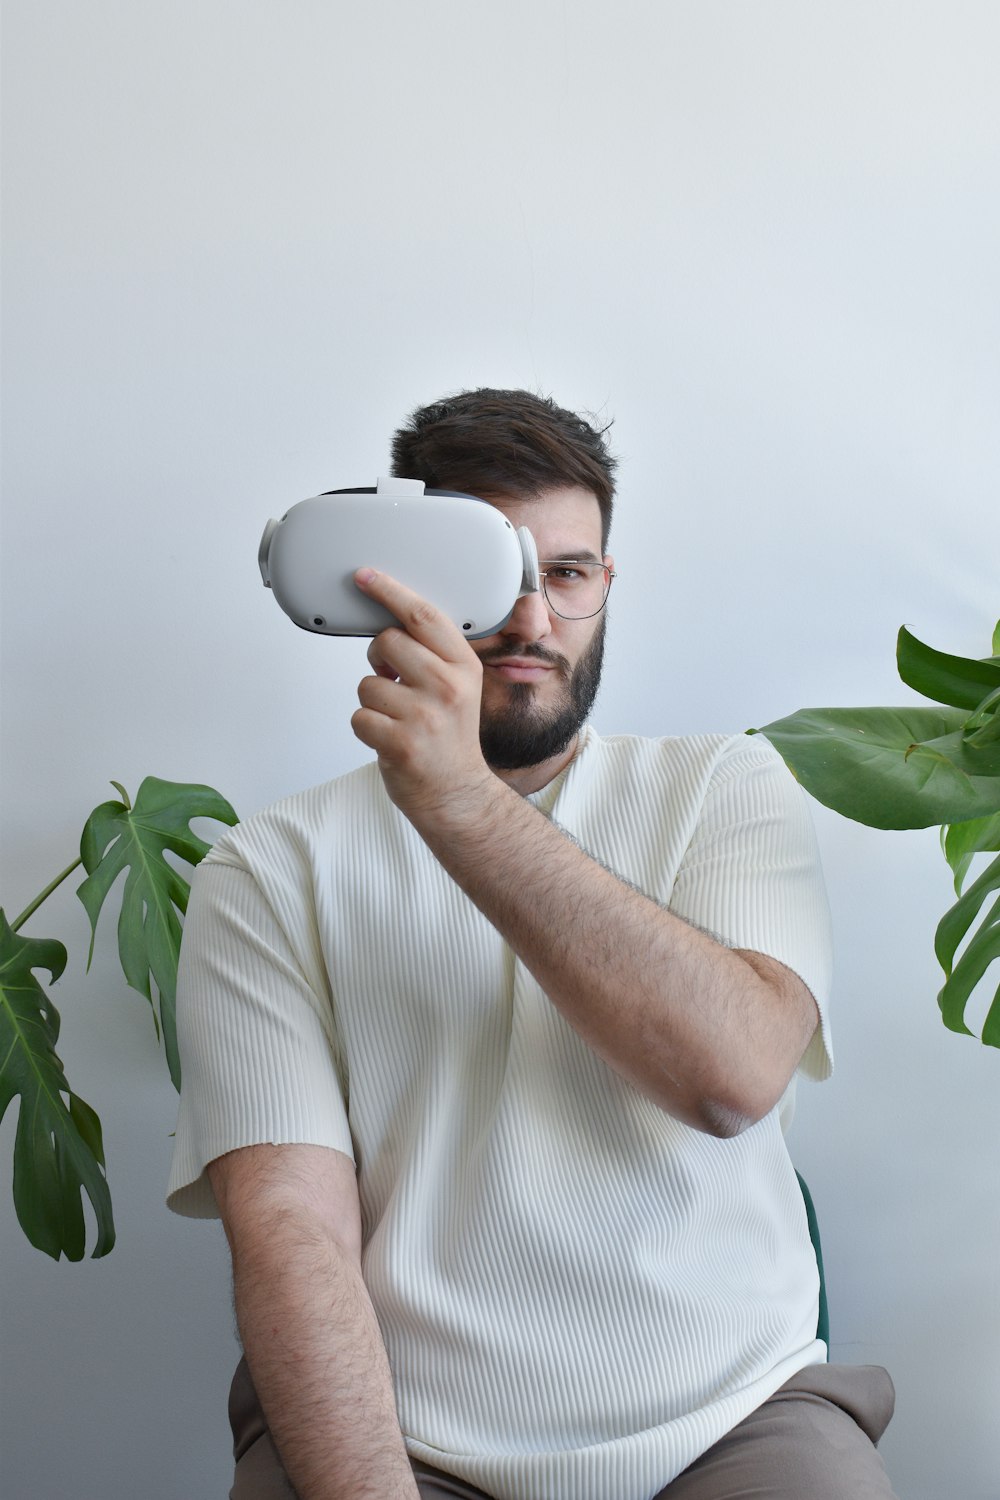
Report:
751,619,1000,1047
1,777,238,1262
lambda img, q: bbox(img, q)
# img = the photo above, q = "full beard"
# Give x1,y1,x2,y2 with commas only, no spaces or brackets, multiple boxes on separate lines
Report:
477,616,606,772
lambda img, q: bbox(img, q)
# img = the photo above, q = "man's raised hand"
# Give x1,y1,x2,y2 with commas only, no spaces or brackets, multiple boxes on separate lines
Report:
350,568,495,825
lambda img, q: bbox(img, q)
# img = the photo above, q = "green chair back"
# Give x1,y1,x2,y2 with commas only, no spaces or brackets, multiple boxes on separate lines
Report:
796,1171,829,1347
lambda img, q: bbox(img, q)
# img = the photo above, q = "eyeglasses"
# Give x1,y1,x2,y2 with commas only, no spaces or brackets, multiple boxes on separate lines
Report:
538,561,616,620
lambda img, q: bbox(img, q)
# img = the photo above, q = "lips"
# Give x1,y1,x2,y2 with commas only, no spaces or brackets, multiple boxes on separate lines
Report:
484,660,554,682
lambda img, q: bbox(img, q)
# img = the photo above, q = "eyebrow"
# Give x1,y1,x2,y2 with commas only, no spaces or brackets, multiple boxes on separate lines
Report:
541,548,603,565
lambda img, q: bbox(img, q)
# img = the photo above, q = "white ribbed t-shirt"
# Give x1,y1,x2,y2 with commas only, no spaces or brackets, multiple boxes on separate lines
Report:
168,728,834,1500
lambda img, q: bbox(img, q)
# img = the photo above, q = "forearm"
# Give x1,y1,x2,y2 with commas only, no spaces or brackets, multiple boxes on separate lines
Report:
412,777,817,1135
231,1209,418,1500
347,569,818,1136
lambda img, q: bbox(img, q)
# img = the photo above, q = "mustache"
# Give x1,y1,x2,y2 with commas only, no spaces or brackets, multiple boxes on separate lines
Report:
476,640,570,673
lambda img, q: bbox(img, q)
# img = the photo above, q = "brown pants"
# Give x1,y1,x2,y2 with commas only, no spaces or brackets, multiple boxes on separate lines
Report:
229,1356,898,1499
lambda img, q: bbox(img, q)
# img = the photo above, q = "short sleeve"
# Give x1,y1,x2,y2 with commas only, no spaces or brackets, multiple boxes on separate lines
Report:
166,855,355,1219
668,734,834,1082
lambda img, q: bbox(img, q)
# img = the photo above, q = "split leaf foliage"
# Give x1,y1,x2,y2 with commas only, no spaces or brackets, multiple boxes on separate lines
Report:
0,913,114,1260
752,621,1000,1048
2,777,237,1260
77,777,239,1090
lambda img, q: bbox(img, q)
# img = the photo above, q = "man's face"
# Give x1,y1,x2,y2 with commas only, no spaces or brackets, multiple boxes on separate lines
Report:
472,486,613,773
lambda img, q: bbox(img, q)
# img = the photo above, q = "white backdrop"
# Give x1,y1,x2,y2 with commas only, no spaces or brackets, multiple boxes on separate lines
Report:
2,3,999,1497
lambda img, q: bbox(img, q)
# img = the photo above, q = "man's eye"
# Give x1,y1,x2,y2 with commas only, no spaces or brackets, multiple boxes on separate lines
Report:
547,566,585,584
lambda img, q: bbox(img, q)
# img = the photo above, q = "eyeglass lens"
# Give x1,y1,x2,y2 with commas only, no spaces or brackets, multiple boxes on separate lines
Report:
541,563,613,620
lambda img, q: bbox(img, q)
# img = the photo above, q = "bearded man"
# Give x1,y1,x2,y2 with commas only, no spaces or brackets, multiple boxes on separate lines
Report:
168,388,898,1500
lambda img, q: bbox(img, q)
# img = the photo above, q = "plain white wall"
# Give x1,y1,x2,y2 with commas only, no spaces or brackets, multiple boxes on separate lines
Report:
2,2,998,1496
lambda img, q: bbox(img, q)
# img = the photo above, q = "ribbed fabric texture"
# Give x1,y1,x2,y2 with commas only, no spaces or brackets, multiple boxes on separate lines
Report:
168,729,834,1500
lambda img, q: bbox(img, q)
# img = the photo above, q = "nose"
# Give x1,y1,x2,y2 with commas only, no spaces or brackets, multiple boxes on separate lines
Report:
500,587,553,643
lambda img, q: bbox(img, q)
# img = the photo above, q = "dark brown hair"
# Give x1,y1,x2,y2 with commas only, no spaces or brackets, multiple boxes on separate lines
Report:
390,388,616,549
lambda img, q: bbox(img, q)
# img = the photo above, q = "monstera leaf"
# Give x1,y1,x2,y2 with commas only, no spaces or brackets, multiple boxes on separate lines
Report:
751,619,1000,1048
935,850,1000,1046
942,812,1000,895
0,912,115,1260
896,625,1000,711
748,705,999,829
76,777,239,1090
2,773,237,1260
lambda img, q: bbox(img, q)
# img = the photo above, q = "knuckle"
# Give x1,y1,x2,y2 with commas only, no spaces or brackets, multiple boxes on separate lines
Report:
370,627,399,663
436,677,464,711
406,599,439,631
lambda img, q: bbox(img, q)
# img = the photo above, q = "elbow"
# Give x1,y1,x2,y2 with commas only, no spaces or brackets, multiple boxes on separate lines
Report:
697,1099,757,1139
643,1067,773,1138
694,1081,782,1139
693,1047,803,1139
643,1054,793,1139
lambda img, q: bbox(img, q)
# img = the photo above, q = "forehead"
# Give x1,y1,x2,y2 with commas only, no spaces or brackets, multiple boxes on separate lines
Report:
481,486,605,558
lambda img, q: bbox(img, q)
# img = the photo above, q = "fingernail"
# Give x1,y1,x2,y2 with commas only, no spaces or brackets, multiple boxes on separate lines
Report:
355,568,377,586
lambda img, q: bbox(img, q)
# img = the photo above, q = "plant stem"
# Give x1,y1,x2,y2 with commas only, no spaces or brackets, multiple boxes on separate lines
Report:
11,858,84,932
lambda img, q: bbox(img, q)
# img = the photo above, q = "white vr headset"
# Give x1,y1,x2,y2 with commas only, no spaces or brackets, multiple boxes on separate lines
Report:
259,477,540,639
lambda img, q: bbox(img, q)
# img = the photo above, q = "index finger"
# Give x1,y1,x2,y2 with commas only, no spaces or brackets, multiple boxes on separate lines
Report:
354,567,473,662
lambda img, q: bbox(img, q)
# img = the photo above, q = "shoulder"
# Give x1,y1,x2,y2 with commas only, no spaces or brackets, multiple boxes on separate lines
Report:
200,760,388,878
579,727,789,798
